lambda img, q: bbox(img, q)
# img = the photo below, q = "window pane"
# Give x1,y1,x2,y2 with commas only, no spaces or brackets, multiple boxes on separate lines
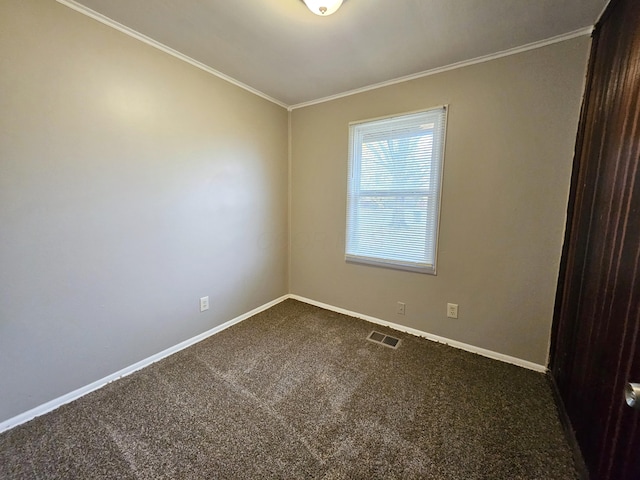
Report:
350,195,433,264
346,107,447,274
360,130,434,192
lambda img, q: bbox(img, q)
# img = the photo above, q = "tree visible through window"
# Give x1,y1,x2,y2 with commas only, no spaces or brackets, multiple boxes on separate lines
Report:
345,107,447,274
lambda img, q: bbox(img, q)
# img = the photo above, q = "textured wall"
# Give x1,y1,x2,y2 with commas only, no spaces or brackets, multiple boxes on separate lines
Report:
290,36,591,365
0,0,288,422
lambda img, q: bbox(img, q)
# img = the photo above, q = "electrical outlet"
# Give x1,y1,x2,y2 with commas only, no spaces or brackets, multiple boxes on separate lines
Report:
447,303,458,319
397,302,406,315
200,296,209,312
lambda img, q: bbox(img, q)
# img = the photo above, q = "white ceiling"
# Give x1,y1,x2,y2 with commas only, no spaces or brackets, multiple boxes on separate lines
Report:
61,0,608,108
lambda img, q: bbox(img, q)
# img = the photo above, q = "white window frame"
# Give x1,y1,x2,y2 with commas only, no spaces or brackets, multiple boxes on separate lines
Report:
345,106,448,275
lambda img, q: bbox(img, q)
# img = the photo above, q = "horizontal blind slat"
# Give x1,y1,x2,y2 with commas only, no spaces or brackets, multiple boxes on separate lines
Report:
346,107,447,274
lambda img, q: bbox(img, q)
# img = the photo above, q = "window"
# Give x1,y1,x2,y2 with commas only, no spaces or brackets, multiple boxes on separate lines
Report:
345,107,447,274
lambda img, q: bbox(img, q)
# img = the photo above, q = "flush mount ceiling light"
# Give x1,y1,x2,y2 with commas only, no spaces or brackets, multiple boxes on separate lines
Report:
302,0,343,16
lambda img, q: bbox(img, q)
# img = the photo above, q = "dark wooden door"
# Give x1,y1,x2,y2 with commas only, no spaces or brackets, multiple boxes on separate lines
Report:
550,0,640,478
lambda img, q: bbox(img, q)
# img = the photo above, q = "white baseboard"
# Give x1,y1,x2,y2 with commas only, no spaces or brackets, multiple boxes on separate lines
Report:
1,293,546,434
288,294,548,373
0,295,289,434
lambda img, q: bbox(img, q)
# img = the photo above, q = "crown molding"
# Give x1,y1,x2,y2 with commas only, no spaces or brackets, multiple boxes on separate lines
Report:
55,0,288,109
56,2,594,120
288,26,593,111
595,0,613,25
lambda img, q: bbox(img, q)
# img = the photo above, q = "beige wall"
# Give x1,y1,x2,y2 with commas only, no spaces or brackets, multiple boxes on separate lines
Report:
0,0,591,424
0,0,288,422
290,36,590,365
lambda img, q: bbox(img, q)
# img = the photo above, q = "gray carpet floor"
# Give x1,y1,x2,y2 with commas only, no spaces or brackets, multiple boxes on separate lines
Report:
0,299,579,479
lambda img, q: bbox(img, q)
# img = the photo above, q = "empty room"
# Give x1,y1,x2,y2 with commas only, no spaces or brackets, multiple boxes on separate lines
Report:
1,0,639,478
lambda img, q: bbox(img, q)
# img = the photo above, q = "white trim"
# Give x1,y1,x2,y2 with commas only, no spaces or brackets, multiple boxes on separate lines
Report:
55,0,593,112
347,104,447,127
55,0,288,110
345,106,447,276
288,27,593,110
0,295,289,434
0,292,549,433
595,0,612,25
289,294,548,373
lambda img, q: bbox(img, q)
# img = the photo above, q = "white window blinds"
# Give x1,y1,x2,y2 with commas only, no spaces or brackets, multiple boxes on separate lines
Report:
345,107,447,274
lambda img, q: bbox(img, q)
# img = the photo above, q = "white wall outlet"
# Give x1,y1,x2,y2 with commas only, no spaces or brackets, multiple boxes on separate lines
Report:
200,296,209,312
397,301,406,315
447,303,458,319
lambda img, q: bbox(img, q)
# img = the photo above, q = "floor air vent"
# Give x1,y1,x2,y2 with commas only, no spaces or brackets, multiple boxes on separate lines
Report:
367,331,400,349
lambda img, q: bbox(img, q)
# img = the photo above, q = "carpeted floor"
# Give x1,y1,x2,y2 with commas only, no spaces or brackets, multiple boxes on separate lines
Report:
0,299,579,479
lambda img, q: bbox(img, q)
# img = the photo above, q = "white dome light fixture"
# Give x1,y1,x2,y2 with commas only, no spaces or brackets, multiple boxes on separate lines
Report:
302,0,344,16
